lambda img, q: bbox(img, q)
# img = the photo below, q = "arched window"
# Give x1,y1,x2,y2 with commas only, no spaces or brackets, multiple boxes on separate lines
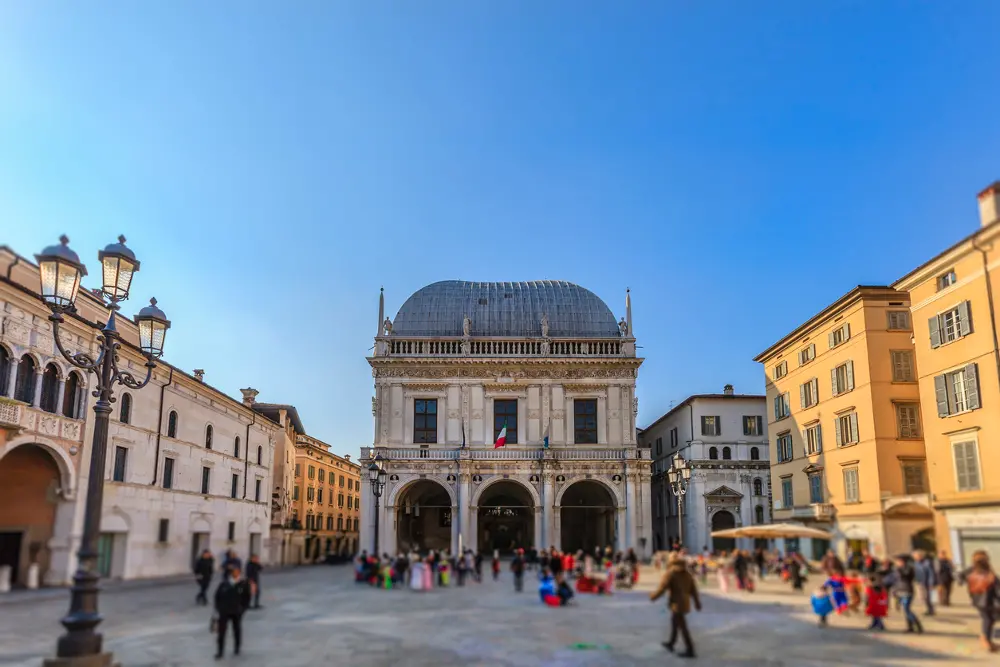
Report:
0,346,11,397
755,505,765,524
205,424,213,449
753,478,763,496
722,446,732,460
62,371,82,418
40,363,59,412
709,447,718,460
167,410,178,438
14,355,36,403
750,446,760,461
256,445,263,466
234,436,240,458
119,393,131,423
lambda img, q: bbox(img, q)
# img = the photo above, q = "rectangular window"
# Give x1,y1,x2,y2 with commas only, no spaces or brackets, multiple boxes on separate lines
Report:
829,322,850,348
338,494,344,508
776,432,794,462
325,516,332,531
255,478,262,502
774,393,790,420
337,516,344,530
293,486,300,501
805,423,823,455
494,398,519,445
836,412,860,446
295,463,301,477
308,465,315,480
228,521,236,542
162,457,175,489
773,360,788,380
800,378,818,409
935,364,981,416
902,461,927,494
230,474,239,499
896,403,921,438
831,361,855,396
887,310,911,330
316,513,323,530
891,351,915,382
112,446,128,482
781,478,793,508
347,495,353,509
930,302,972,347
339,475,345,488
798,344,816,366
843,468,859,503
201,466,211,495
317,488,324,504
808,474,824,504
669,427,678,448
158,518,169,543
937,269,957,291
953,440,981,492
307,487,315,502
655,437,662,455
700,415,721,436
574,399,598,444
743,415,763,436
414,399,438,444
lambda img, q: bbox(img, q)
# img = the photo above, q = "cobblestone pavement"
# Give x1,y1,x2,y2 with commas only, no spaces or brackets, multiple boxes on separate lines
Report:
0,565,992,666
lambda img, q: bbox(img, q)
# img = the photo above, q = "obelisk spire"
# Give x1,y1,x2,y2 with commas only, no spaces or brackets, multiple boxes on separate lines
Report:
625,287,633,338
378,287,385,336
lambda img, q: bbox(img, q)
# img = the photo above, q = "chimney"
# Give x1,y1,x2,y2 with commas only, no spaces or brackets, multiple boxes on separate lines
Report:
977,181,1000,227
723,384,734,396
240,387,259,406
193,369,205,382
344,454,351,461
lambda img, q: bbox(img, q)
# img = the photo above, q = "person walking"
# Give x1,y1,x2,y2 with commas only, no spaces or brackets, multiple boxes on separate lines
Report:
511,549,526,592
937,550,954,607
913,550,937,616
864,574,889,631
194,549,215,606
753,548,766,580
213,563,252,659
222,549,242,576
474,550,484,583
959,550,999,653
246,554,263,609
886,555,923,634
492,549,501,581
650,552,702,659
734,550,749,591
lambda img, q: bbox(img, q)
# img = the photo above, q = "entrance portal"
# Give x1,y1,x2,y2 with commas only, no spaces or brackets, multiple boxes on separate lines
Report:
711,510,736,553
0,444,62,587
396,480,452,553
478,481,534,554
559,481,616,554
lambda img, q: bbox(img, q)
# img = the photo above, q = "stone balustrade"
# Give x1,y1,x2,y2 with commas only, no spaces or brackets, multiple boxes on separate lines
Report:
361,446,636,462
11,402,86,441
382,336,625,358
0,400,22,429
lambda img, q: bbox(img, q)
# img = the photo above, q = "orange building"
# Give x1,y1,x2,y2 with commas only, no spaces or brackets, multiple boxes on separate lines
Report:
293,435,361,561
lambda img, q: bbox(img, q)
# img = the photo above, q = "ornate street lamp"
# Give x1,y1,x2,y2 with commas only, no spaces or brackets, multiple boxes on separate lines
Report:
667,455,692,551
368,454,387,557
37,235,169,667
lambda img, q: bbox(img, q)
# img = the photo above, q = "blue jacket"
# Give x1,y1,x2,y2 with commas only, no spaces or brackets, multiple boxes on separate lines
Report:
914,560,937,587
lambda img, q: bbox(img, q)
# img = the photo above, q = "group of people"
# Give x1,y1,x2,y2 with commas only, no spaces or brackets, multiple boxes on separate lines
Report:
192,548,264,660
810,547,999,652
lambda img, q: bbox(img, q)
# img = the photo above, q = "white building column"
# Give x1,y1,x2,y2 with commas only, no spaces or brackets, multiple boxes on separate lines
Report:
616,506,627,552
5,361,17,397
360,482,375,554
638,474,653,559
31,369,43,407
55,377,66,415
541,473,554,548
533,506,542,548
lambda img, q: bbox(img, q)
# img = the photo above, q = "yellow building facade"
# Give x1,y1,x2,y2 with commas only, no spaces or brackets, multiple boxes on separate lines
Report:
892,183,1000,566
755,287,934,560
293,435,361,560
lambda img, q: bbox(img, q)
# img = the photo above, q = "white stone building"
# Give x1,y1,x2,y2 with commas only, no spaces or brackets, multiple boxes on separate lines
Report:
640,387,771,553
361,281,653,559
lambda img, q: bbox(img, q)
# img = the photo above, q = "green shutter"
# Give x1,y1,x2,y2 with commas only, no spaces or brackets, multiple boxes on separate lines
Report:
964,364,981,410
929,315,942,348
934,374,950,417
958,301,973,337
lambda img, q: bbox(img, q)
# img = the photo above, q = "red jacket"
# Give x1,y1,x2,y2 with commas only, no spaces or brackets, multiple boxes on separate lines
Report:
865,586,888,618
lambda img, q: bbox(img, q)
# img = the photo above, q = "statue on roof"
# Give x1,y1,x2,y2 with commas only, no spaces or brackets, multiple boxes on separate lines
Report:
463,314,471,337
540,313,550,338
382,317,393,335
618,317,628,337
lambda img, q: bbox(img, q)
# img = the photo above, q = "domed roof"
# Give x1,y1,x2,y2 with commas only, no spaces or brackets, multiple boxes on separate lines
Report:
391,280,620,338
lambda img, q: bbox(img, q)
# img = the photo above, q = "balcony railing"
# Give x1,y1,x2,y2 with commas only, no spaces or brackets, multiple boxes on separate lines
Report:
790,503,835,521
379,336,627,358
361,446,634,462
0,400,22,429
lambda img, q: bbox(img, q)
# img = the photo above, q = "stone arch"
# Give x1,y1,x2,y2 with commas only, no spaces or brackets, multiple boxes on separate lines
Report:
554,475,623,508
711,509,737,552
386,474,456,508
392,476,455,554
102,507,133,533
0,435,76,497
471,475,540,508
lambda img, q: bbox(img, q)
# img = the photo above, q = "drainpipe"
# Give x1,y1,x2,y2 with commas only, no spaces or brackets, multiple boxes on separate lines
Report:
243,412,255,499
972,236,1000,395
5,254,21,280
150,367,174,484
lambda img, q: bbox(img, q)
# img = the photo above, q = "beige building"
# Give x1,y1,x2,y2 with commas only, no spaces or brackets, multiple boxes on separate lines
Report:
293,435,361,561
754,287,933,560
892,183,1000,566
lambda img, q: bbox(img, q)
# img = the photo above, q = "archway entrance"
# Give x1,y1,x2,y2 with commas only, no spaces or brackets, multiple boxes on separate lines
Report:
560,481,616,555
711,510,736,553
0,444,62,587
478,481,534,554
396,480,452,554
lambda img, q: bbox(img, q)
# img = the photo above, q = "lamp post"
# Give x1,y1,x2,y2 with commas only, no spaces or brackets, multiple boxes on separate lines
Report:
368,454,387,558
36,235,169,667
666,455,691,551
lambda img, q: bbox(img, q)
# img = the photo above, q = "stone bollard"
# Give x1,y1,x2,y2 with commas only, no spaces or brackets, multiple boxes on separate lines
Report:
26,562,40,589
0,565,11,592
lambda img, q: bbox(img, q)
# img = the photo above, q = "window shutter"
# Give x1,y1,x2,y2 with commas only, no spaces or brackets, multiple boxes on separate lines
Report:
964,364,981,410
933,374,950,417
953,443,968,490
928,315,942,348
774,398,779,420
846,361,855,391
801,429,808,456
816,424,823,452
849,412,859,444
828,331,836,348
958,301,973,336
843,323,851,341
757,416,763,434
831,368,839,397
834,417,842,446
800,384,806,409
715,416,722,436
812,378,819,402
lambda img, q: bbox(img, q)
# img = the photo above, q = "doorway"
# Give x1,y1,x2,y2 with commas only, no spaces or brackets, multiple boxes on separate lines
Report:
0,531,23,584
559,481,616,554
478,481,535,554
191,532,211,569
711,510,736,553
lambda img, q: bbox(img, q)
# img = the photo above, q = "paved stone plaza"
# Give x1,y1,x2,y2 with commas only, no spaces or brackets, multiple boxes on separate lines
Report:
0,566,992,666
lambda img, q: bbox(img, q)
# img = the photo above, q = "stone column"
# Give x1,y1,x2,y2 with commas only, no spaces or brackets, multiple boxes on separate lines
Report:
4,361,16,397
616,506,627,552
31,368,43,408
54,377,66,415
551,507,561,551
541,472,554,548
458,473,471,551
533,506,543,549
468,505,478,551
638,473,653,559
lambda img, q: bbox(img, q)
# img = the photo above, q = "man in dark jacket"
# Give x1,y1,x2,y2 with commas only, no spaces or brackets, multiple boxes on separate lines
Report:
511,549,526,592
651,553,701,659
885,556,923,633
937,550,954,607
246,554,263,609
194,549,214,606
914,550,937,616
214,564,252,659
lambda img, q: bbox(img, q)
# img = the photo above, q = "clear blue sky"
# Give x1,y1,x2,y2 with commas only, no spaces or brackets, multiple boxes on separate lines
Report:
3,2,999,457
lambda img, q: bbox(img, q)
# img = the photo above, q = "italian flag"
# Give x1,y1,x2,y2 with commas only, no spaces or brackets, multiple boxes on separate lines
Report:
494,420,508,449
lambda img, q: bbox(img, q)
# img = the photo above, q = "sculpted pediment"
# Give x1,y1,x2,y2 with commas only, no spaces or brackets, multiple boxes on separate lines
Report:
703,484,743,499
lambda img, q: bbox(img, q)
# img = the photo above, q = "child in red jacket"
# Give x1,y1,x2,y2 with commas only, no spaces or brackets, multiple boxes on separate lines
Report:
865,574,889,631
